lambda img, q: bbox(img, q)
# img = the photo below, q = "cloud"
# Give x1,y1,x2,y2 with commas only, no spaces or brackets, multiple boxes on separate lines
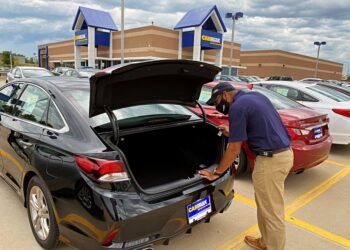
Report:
0,0,348,75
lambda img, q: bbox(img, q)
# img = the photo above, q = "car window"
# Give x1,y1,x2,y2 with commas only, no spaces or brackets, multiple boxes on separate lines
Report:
14,69,21,78
65,89,198,130
307,85,350,102
269,85,289,97
46,101,65,130
79,71,95,77
198,86,212,104
0,83,25,114
71,71,79,77
300,92,318,102
253,88,303,110
14,85,49,124
65,70,72,76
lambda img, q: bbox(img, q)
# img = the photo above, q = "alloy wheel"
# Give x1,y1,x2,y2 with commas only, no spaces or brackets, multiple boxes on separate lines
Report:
29,186,50,241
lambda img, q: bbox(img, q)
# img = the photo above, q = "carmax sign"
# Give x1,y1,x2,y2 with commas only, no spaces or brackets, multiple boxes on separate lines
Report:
201,30,222,49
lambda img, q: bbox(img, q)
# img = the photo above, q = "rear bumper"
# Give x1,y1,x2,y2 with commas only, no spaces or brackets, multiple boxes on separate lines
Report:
58,173,234,250
291,136,332,172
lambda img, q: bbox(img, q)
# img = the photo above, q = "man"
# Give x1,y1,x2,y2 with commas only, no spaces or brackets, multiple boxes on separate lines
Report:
199,82,293,250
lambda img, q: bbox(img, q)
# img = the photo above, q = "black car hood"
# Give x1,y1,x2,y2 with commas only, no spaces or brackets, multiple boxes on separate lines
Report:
89,60,221,117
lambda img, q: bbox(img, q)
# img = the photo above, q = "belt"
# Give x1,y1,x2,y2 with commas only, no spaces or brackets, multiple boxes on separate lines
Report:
255,147,290,157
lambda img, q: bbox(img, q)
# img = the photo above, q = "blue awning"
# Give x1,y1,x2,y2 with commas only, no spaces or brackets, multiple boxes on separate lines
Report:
174,5,226,32
72,6,118,31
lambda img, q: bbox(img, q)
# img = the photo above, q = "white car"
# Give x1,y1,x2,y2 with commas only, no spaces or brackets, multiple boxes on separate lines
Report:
257,81,350,145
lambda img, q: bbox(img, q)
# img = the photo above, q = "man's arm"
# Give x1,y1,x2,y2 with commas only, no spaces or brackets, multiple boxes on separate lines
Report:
199,141,242,181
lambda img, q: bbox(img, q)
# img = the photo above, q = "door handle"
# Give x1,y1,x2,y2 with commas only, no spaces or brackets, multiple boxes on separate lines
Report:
18,139,33,148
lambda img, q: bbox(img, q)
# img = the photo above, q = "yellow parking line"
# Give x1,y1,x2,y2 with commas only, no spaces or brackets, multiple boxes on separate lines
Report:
325,159,350,168
216,224,259,250
286,168,350,215
286,216,350,248
234,194,256,208
217,167,350,249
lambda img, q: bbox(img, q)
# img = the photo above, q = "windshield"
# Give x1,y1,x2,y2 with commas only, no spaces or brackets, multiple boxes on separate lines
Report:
22,68,53,77
307,85,350,102
65,89,199,131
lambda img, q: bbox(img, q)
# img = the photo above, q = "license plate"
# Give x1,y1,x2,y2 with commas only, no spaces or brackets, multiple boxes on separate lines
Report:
314,127,323,139
186,196,212,224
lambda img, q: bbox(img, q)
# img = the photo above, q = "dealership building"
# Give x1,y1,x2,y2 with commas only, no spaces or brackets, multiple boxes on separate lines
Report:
38,5,343,80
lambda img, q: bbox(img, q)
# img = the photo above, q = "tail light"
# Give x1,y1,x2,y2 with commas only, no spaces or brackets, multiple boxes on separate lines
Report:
332,109,350,118
75,156,129,183
287,128,309,140
102,228,120,246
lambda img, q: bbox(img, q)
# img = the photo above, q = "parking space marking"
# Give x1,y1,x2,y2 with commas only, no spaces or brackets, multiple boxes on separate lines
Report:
325,159,350,168
217,165,350,250
234,194,256,208
286,216,350,248
216,224,259,250
286,168,350,215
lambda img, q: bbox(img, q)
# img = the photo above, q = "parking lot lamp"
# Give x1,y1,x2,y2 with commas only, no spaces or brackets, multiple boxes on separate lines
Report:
313,41,326,78
120,0,125,64
226,12,243,76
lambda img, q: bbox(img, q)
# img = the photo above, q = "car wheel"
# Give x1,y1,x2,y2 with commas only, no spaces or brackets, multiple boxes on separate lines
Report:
233,149,247,176
27,176,60,249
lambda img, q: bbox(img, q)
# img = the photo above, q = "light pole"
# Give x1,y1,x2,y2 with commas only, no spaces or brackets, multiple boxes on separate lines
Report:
313,41,326,78
225,12,243,76
120,0,125,64
9,52,13,69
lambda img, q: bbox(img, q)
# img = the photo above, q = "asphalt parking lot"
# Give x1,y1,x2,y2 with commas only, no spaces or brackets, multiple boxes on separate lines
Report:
0,77,349,250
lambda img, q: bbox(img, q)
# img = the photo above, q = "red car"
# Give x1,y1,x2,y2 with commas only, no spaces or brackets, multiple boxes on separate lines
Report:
194,82,332,175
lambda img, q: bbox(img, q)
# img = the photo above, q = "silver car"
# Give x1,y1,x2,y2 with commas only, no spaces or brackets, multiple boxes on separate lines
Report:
6,66,53,83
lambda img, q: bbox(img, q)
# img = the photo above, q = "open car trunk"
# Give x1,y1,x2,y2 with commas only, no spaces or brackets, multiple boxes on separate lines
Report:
117,122,224,193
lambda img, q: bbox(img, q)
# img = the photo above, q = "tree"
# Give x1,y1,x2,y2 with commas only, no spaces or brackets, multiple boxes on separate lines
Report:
2,51,11,65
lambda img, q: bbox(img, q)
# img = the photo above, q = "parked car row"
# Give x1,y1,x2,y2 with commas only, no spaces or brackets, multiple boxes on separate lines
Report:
6,66,98,83
255,81,350,145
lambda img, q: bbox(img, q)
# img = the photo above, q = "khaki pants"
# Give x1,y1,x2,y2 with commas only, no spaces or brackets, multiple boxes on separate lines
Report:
252,149,294,250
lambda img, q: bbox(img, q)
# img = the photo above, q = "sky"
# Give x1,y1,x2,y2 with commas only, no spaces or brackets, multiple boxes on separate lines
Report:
0,0,349,74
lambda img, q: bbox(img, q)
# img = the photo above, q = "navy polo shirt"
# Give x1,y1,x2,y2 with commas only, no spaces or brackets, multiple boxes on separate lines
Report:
228,90,291,153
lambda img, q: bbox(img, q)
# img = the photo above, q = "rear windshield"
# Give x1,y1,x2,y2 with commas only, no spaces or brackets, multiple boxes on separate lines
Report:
65,89,199,131
22,68,53,77
307,85,350,102
253,87,302,110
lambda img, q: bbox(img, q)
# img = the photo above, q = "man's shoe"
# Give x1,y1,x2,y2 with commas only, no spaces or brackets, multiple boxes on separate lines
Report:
244,236,267,250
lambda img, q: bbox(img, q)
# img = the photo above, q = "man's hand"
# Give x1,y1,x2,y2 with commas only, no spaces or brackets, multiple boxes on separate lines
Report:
218,124,229,137
198,169,220,181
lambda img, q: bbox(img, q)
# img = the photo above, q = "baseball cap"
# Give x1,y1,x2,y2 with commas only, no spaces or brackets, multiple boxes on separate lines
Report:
206,82,235,105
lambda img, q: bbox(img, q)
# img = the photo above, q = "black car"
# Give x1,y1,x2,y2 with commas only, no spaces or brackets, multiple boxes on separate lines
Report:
0,60,234,250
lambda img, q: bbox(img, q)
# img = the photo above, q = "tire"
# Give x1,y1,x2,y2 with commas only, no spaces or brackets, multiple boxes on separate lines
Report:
233,149,247,176
26,176,61,249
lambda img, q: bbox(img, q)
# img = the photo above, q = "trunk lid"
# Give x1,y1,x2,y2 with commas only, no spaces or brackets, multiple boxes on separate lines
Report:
278,107,327,128
89,60,221,117
278,107,329,144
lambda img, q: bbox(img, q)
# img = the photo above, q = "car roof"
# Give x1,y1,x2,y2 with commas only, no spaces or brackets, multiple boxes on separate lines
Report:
204,81,249,90
17,66,48,70
10,77,90,91
257,80,316,88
